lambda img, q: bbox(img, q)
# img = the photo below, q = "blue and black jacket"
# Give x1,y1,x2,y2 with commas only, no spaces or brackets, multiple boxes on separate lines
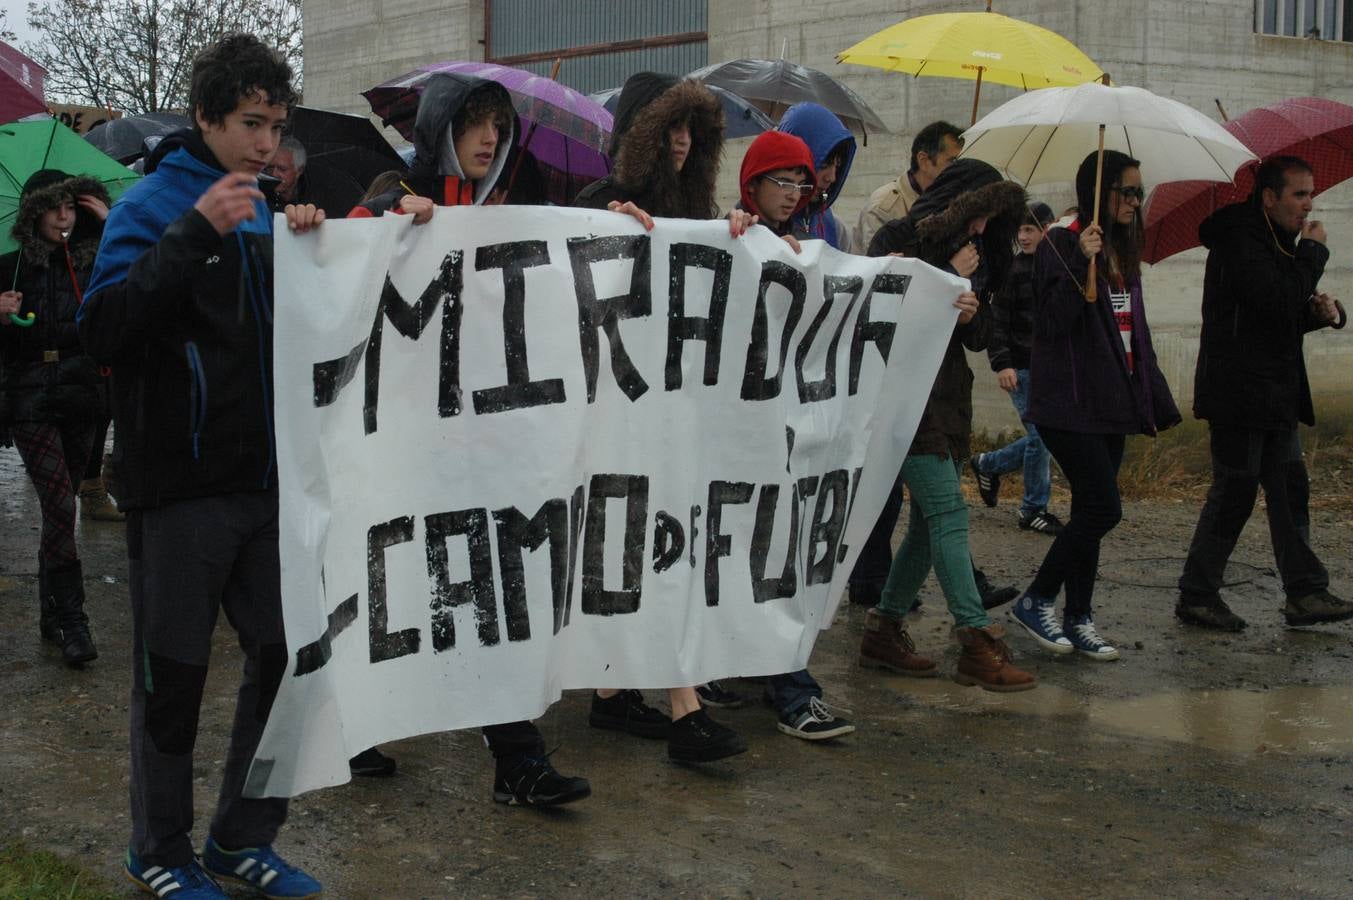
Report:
79,130,277,509
777,102,856,251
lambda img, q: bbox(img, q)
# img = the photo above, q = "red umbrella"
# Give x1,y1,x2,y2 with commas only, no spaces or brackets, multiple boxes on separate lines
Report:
0,40,47,124
1143,97,1353,263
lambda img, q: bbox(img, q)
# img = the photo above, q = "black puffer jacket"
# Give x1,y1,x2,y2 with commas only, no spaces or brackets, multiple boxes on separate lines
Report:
0,173,108,425
869,160,1026,460
1193,201,1345,428
574,73,724,218
987,251,1035,372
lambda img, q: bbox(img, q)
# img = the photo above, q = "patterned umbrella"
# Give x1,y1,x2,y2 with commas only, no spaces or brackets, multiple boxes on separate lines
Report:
363,60,613,187
1143,97,1353,263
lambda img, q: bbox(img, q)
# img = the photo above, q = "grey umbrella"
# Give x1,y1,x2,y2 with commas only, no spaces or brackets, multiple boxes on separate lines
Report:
687,58,888,142
85,112,190,164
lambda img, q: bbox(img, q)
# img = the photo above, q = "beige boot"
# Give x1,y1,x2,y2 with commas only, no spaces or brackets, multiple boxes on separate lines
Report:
79,477,125,522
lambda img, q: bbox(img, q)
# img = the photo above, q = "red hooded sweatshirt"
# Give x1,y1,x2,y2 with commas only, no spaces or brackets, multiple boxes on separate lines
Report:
738,131,817,235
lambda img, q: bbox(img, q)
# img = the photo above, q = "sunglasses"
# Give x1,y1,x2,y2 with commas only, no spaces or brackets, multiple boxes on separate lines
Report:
1110,185,1145,202
761,175,815,196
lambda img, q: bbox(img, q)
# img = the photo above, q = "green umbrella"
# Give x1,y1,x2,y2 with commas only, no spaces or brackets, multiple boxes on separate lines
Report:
0,117,140,257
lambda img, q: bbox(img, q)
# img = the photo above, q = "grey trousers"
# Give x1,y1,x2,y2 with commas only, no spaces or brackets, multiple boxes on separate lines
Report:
127,492,289,866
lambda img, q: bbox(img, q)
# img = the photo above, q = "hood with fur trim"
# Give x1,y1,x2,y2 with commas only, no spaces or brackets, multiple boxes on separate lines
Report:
12,174,111,268
609,78,725,219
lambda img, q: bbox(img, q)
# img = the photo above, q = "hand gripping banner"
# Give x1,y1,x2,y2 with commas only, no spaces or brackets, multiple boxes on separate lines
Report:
250,207,966,796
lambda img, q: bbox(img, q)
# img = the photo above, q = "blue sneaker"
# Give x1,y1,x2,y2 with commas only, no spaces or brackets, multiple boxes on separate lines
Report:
1009,593,1073,655
201,837,322,899
1064,614,1121,660
125,849,226,898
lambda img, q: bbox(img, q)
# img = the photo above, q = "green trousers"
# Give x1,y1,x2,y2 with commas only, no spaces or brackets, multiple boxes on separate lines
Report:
876,454,990,629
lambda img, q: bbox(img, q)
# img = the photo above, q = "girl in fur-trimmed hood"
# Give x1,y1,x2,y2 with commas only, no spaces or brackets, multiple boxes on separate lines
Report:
0,168,112,669
576,72,725,220
857,159,1038,694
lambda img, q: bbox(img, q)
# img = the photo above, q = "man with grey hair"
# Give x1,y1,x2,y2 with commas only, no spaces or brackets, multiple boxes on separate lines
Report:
266,135,306,205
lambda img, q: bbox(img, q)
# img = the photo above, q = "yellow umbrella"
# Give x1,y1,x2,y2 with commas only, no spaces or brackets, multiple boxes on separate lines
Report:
837,2,1105,124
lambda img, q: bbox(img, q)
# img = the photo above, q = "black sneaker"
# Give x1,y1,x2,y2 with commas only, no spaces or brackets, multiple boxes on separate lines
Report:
493,754,591,807
1282,590,1353,627
349,746,397,777
668,708,748,763
696,680,746,709
1175,596,1247,632
1019,510,1065,535
970,454,1000,507
974,568,1019,610
777,697,856,741
589,690,671,739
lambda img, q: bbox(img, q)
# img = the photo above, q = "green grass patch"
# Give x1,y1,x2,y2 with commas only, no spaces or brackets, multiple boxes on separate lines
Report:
0,842,118,900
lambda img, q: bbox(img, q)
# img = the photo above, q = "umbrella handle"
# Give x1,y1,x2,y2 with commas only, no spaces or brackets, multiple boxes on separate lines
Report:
9,312,35,327
1086,124,1106,303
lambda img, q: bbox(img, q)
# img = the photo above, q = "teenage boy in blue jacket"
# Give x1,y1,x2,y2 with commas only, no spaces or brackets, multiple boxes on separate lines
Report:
80,34,324,899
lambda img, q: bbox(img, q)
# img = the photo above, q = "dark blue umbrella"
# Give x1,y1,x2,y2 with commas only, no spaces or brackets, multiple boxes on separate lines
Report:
589,83,775,140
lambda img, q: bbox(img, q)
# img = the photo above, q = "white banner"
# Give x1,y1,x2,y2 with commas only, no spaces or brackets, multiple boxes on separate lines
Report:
251,207,965,797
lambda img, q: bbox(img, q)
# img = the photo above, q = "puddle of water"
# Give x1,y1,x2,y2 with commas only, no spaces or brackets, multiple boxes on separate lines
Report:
891,680,1353,755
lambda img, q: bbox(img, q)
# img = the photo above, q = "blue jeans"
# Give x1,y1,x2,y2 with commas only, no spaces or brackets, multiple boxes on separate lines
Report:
768,669,821,715
976,369,1051,517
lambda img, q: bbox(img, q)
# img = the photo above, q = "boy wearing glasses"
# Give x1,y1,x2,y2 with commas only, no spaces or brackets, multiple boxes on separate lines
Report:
729,130,857,741
736,130,817,244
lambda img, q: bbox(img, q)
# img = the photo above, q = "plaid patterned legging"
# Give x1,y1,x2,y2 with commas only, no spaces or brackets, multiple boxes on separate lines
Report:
11,420,96,567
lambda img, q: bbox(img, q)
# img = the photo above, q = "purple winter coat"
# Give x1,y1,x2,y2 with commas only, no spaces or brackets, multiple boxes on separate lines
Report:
1026,225,1180,436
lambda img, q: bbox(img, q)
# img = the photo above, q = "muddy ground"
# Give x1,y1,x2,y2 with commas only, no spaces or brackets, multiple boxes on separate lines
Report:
2,447,1352,899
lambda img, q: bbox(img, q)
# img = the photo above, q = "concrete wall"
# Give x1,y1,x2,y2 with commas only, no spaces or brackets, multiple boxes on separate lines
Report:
304,0,1353,430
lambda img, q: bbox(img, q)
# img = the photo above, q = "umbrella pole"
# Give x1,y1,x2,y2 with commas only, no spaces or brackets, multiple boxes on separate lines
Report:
507,57,563,195
970,68,984,126
1086,123,1105,303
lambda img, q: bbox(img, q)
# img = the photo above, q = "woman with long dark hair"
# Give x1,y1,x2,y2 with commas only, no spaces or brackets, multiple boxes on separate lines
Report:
1011,150,1180,660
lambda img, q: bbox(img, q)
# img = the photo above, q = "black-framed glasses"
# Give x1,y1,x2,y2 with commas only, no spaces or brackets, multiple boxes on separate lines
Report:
1110,185,1145,203
761,175,814,196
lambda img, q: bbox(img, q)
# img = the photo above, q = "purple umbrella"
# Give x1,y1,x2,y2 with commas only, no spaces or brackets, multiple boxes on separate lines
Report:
363,61,613,188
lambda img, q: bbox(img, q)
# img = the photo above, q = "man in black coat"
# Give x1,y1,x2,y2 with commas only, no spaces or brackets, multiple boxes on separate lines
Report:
1177,155,1350,631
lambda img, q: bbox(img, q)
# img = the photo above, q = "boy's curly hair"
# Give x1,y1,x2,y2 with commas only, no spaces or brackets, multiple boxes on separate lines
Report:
189,33,297,127
453,85,515,141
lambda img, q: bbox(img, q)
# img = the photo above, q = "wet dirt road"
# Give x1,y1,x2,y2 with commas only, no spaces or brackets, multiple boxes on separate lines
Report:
1,450,1352,898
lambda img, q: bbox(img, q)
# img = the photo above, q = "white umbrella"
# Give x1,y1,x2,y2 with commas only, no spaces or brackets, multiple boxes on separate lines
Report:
958,82,1257,190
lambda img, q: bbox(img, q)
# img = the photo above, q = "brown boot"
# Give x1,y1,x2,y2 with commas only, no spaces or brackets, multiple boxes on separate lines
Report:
954,623,1037,692
859,608,938,677
78,477,125,522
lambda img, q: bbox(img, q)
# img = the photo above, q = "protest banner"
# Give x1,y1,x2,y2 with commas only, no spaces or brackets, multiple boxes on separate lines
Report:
47,102,120,134
250,207,966,797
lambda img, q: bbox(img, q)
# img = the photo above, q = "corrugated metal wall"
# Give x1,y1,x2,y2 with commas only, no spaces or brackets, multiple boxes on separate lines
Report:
489,0,708,95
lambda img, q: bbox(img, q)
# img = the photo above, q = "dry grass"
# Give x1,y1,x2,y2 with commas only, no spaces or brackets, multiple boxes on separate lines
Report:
967,410,1353,513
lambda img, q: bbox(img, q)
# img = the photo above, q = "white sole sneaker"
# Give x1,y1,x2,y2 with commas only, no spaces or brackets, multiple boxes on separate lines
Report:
1009,606,1074,655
